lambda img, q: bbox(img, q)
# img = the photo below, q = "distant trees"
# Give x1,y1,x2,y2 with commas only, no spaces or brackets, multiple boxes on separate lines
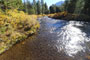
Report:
49,5,56,13
41,0,45,14
64,0,68,11
37,0,41,14
64,0,78,13
74,0,85,14
49,5,61,14
27,1,35,14
33,0,37,14
23,0,90,16
1,0,90,16
23,0,36,14
56,6,61,13
81,0,90,15
0,0,23,9
63,0,90,16
44,3,49,14
68,0,77,13
0,0,49,15
23,0,49,14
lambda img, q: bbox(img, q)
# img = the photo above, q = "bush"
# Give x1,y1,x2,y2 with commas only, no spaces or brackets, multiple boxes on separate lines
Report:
0,9,40,54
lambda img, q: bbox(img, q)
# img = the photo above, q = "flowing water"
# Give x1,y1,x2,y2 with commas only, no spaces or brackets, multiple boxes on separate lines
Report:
0,17,90,60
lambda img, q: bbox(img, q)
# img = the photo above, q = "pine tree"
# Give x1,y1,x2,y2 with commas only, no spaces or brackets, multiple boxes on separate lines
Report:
25,0,29,13
37,0,41,14
82,0,90,15
44,3,49,14
41,0,45,14
74,0,85,14
33,0,37,14
63,0,78,13
56,6,61,13
64,0,68,11
49,5,56,13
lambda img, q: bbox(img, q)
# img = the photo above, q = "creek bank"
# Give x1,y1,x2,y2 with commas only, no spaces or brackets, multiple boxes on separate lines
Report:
48,11,90,22
0,9,40,54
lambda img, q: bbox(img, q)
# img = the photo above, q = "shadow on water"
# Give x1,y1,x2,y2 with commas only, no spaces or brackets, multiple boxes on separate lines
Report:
0,17,90,60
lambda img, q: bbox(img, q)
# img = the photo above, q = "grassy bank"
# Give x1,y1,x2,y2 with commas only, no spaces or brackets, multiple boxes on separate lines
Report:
48,11,90,21
0,9,40,54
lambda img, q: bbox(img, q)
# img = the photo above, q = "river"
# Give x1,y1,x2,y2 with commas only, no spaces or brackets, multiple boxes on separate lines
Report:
0,17,90,60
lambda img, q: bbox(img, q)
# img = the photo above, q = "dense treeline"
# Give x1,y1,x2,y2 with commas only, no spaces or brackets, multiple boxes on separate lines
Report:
49,5,61,13
0,0,23,10
48,0,90,21
63,0,90,16
1,0,90,16
0,0,49,15
49,0,90,16
23,0,49,14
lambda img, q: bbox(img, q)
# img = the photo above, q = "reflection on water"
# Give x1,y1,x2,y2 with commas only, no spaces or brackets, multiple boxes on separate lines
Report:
0,17,90,60
40,17,90,58
55,21,89,57
42,19,90,56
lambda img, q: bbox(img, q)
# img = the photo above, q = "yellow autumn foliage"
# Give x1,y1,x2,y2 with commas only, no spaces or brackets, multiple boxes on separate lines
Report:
47,11,68,18
0,9,40,54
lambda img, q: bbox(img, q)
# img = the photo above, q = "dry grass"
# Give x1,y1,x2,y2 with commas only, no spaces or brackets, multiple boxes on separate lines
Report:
47,11,68,18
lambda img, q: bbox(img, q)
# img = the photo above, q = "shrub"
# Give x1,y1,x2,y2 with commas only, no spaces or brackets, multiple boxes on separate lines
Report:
0,9,40,54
